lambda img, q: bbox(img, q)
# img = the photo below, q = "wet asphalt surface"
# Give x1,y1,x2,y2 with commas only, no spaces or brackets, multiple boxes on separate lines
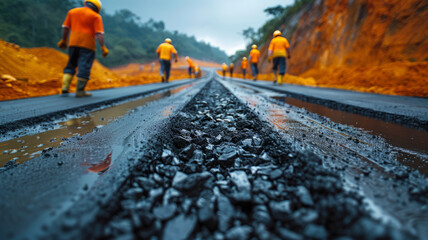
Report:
0,76,209,240
1,72,427,239
222,80,428,238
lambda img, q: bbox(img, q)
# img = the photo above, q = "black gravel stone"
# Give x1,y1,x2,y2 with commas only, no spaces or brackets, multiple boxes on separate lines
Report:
82,80,415,240
303,224,328,240
269,201,292,221
276,228,303,240
162,214,197,240
153,204,177,220
225,225,252,240
217,194,234,232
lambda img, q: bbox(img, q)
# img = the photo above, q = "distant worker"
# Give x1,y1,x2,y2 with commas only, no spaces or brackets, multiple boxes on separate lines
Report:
268,30,291,84
151,62,155,72
58,0,109,97
195,66,201,78
222,63,228,79
140,65,144,71
185,56,195,78
249,44,260,81
156,38,178,83
229,63,234,77
241,57,248,79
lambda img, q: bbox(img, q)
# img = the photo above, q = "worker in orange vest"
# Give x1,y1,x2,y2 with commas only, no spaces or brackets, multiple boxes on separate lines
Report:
222,63,228,79
241,57,248,79
58,0,109,97
185,56,195,78
249,44,260,81
229,63,234,77
156,38,178,83
268,30,291,84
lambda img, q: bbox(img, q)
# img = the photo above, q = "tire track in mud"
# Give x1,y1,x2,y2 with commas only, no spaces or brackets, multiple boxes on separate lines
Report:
66,79,414,239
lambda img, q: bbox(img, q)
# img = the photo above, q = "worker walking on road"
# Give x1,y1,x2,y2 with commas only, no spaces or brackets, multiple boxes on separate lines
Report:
58,0,109,97
249,44,260,81
222,63,228,79
185,56,195,78
241,57,248,79
195,66,201,78
268,30,291,85
229,63,234,77
156,38,178,83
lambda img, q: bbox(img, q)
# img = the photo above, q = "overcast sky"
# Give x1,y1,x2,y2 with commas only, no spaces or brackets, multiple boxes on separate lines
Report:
102,0,294,55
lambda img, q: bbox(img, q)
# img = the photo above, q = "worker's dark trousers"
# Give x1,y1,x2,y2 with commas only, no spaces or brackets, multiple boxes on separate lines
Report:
64,47,95,80
188,67,194,77
230,70,234,77
251,63,259,77
242,69,246,78
159,59,171,81
273,57,286,75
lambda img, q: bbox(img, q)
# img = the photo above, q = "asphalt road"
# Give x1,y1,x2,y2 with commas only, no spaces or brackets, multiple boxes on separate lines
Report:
228,77,428,130
221,79,428,238
0,70,427,239
0,77,210,240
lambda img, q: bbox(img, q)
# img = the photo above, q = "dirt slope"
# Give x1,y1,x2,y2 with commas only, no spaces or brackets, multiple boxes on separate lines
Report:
0,39,214,101
240,0,428,97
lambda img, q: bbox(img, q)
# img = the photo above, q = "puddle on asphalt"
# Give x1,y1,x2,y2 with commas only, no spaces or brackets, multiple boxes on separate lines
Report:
272,96,428,174
0,84,194,167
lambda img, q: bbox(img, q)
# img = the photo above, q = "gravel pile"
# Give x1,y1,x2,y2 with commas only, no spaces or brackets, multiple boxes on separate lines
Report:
88,80,410,240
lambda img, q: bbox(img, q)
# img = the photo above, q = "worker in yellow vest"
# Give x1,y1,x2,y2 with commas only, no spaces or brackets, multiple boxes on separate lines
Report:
249,44,260,81
195,66,201,78
229,63,234,77
241,57,248,79
268,30,291,84
156,38,178,83
222,63,228,79
185,56,195,78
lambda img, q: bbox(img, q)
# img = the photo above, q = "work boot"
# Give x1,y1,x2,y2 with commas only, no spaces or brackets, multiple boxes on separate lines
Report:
253,76,257,81
278,74,284,85
161,75,166,83
61,73,73,94
76,78,92,98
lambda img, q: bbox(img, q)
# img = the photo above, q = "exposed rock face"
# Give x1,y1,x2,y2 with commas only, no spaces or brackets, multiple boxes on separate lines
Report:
253,0,428,96
288,0,427,73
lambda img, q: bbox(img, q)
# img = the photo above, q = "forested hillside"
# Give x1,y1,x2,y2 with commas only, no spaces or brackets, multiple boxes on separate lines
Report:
0,0,228,67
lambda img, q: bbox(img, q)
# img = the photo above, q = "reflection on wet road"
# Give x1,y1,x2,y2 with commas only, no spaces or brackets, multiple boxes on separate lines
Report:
274,96,428,155
228,82,428,175
85,152,113,174
271,96,428,175
0,84,194,167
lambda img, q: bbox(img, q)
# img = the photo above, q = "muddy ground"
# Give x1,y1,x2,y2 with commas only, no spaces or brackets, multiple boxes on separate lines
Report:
46,80,416,240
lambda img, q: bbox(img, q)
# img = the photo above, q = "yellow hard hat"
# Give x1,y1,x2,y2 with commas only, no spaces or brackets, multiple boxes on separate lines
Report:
273,30,282,37
84,0,102,13
243,57,247,60
165,38,172,43
252,44,257,49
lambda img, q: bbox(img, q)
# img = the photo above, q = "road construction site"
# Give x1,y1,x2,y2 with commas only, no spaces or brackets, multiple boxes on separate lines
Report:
0,70,427,240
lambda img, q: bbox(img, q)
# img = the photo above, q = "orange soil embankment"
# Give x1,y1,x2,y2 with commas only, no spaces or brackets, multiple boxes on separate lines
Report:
111,57,220,87
217,71,316,87
228,61,428,97
233,0,428,97
300,62,428,96
0,39,217,101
